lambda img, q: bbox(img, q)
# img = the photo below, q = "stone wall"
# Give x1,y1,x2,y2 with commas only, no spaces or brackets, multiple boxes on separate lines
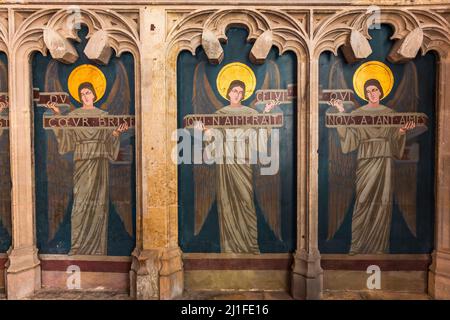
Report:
0,0,449,300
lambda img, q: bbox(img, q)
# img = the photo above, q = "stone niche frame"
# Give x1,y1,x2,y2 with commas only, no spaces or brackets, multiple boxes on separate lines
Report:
165,8,313,299
0,5,143,299
306,6,450,299
0,1,449,300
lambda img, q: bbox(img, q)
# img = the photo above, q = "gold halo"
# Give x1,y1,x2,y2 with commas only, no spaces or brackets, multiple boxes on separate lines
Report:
68,64,107,103
216,62,256,101
353,61,394,101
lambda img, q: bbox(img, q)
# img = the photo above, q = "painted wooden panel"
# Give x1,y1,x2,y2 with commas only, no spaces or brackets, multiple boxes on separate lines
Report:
33,27,136,256
318,25,435,254
177,28,297,253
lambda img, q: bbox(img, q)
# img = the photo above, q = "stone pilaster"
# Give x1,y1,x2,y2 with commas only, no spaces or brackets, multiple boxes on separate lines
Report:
5,42,42,299
429,55,450,299
291,54,323,300
130,6,183,300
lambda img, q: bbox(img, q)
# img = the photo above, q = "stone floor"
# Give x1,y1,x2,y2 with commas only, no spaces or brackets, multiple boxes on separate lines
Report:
0,289,432,300
321,290,431,300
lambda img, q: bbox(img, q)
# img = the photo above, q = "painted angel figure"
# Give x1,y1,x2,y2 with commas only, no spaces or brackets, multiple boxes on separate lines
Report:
46,82,128,255
325,60,427,255
190,61,286,254
42,62,134,256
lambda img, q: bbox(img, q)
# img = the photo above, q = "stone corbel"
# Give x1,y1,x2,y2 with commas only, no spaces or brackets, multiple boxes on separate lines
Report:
43,27,78,64
388,27,423,63
249,30,273,65
341,28,372,64
84,30,112,65
201,28,224,65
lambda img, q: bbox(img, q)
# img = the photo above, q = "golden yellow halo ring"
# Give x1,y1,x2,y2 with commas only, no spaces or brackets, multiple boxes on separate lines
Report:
353,61,394,102
68,64,107,103
216,62,256,101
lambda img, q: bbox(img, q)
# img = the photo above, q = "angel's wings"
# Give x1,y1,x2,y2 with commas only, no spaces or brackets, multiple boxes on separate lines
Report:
386,61,422,237
252,60,283,240
0,59,11,235
192,62,222,235
326,58,358,240
103,61,134,237
192,60,284,240
45,60,134,240
45,60,75,241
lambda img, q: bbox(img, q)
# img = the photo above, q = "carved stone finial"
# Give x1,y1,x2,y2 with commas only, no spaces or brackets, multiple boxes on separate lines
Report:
201,29,224,65
249,30,273,65
84,30,112,65
388,27,424,63
341,29,372,64
43,28,78,64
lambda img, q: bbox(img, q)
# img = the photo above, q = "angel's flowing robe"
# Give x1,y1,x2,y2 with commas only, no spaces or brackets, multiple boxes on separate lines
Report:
336,104,406,254
52,107,120,255
214,105,261,254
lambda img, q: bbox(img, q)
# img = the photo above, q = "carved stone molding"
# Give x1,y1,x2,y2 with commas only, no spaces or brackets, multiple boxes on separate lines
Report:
167,8,309,60
8,7,140,59
0,10,8,54
312,7,450,59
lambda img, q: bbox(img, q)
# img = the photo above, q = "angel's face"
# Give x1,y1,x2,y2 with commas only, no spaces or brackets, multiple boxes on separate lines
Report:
80,88,95,106
229,86,245,105
366,85,381,104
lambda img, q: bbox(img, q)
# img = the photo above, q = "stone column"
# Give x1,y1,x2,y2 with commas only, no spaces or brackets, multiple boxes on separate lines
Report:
291,55,323,300
429,54,450,299
130,6,183,300
5,47,41,299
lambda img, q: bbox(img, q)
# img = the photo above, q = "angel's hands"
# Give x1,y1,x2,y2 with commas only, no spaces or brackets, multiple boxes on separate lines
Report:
327,98,345,113
399,121,416,135
113,122,129,137
0,101,8,112
264,99,281,113
45,101,61,114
